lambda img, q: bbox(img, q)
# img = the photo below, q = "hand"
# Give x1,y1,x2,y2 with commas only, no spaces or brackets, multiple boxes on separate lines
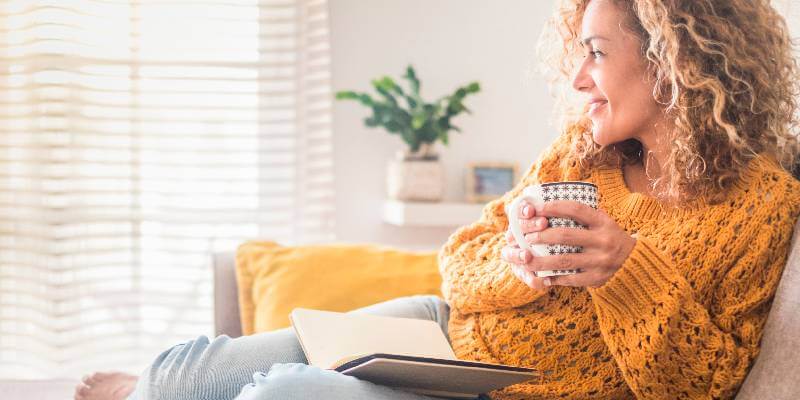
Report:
501,200,551,290
524,200,637,288
503,201,636,289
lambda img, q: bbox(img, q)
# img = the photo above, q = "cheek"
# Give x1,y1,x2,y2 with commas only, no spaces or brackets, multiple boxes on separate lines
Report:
604,77,658,137
618,93,660,130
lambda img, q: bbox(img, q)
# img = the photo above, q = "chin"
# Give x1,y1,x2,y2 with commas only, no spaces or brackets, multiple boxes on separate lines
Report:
590,125,613,146
591,121,629,147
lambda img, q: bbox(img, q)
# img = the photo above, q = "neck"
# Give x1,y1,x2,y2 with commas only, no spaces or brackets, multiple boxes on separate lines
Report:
636,127,670,180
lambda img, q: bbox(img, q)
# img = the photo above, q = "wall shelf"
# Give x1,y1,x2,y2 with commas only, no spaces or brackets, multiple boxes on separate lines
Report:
382,200,485,227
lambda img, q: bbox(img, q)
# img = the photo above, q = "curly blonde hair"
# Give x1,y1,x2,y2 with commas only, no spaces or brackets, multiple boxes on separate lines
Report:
539,0,800,203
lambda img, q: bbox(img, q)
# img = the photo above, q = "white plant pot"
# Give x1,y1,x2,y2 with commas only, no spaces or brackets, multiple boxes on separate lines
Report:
386,150,444,202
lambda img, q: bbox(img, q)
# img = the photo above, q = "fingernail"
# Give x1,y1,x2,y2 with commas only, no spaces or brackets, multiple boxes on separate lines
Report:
522,205,531,217
543,278,551,287
518,250,527,262
534,218,544,228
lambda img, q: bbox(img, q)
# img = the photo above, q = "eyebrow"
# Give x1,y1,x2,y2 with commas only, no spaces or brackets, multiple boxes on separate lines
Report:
580,35,610,46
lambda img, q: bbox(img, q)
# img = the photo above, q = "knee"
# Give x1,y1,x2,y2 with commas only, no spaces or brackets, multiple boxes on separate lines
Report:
234,364,361,399
139,335,233,399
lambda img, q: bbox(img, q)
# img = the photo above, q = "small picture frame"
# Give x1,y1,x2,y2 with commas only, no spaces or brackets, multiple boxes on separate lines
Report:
465,162,519,203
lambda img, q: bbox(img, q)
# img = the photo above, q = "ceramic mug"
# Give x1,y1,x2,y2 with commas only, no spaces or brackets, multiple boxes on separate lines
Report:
505,181,599,278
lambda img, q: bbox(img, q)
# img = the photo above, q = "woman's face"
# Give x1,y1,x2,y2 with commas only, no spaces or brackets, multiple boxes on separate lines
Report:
572,0,664,147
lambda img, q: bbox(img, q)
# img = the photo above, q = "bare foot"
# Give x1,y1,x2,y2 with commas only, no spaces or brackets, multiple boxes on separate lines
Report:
74,371,138,400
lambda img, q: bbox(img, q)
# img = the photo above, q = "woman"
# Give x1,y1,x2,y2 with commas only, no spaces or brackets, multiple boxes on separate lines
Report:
76,0,800,399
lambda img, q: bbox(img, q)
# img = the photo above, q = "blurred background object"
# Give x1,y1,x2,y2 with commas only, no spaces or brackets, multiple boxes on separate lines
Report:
336,65,480,203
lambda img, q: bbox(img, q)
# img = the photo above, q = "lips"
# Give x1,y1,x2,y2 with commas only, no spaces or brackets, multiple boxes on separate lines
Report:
587,100,607,116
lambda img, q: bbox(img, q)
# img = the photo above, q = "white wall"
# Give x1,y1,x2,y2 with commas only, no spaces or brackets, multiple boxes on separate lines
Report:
329,0,560,250
783,0,800,37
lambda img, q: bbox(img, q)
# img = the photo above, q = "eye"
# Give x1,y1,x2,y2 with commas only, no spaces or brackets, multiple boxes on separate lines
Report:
582,48,604,60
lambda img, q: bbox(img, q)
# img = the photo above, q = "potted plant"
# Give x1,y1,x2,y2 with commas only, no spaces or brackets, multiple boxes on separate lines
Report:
336,65,480,201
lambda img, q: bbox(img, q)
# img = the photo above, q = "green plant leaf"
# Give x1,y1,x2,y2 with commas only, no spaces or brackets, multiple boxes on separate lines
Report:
466,82,481,93
364,116,379,127
385,120,403,133
411,113,426,130
372,79,398,106
400,129,420,151
447,102,465,114
421,124,439,144
337,65,480,151
335,91,358,100
356,94,376,107
404,65,421,96
375,76,400,94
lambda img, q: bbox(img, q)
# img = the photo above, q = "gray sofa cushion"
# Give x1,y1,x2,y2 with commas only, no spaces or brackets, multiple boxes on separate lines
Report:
213,252,242,338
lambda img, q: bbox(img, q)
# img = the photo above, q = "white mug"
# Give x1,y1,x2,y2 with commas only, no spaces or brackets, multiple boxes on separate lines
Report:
505,181,599,278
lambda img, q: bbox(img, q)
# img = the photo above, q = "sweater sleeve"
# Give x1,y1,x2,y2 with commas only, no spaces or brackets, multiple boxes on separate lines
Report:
437,192,545,314
438,140,575,314
587,219,797,400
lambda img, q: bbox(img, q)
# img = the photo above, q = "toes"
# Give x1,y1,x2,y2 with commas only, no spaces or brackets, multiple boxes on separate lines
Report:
74,382,91,400
75,371,138,400
83,372,104,385
83,371,119,385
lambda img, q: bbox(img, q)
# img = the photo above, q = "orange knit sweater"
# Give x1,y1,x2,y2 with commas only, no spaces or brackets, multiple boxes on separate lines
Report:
438,145,800,400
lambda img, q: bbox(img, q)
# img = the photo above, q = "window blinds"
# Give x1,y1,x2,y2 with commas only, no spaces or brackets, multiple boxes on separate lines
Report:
0,0,334,379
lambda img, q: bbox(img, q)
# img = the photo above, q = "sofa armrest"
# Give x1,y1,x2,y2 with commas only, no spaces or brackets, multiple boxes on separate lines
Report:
212,251,242,338
736,217,800,399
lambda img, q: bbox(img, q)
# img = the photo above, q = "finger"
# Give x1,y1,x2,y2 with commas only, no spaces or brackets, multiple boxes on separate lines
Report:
505,229,516,245
522,253,587,273
536,200,603,227
541,274,567,287
501,245,531,264
510,264,529,283
518,200,534,218
517,216,548,234
511,264,546,291
524,227,597,247
544,271,597,287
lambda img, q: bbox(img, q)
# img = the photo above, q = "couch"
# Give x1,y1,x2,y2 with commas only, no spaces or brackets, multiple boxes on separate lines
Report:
212,218,800,400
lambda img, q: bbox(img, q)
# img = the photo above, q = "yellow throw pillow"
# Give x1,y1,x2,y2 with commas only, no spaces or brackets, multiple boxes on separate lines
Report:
235,241,442,335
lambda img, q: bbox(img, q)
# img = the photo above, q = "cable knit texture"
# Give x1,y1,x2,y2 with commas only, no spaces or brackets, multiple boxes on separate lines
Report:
438,140,800,400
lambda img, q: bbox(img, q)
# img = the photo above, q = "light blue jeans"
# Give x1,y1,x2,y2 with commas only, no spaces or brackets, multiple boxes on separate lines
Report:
127,295,483,400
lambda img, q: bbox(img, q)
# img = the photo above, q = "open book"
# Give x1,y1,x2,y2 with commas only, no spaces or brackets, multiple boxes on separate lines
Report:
289,308,537,399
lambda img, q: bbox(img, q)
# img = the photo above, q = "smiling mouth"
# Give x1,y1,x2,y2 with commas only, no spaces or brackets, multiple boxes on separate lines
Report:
588,101,607,115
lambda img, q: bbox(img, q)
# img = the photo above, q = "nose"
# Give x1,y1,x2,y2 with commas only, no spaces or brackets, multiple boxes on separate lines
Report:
571,58,593,93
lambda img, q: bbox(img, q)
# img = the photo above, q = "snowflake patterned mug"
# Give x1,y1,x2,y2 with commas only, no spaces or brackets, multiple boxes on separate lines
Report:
505,181,599,278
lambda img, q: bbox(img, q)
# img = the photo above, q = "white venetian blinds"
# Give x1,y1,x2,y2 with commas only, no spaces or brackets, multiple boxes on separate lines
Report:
0,0,334,379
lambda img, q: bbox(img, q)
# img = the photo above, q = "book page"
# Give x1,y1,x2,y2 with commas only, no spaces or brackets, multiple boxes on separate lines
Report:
290,308,457,369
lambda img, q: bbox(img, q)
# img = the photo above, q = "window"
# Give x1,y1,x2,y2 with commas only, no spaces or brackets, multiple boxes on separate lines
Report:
0,0,334,378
